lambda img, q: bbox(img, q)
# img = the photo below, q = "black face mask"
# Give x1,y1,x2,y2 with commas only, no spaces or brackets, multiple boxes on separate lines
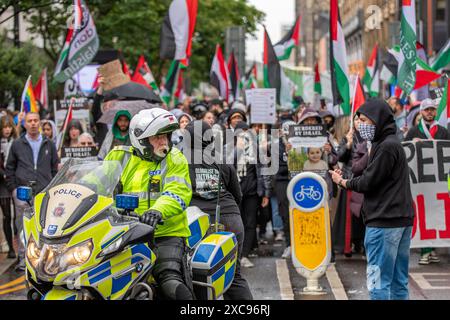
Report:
324,121,334,131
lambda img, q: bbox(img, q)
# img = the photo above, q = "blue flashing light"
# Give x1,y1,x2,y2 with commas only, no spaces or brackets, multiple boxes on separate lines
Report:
115,194,139,210
17,187,32,202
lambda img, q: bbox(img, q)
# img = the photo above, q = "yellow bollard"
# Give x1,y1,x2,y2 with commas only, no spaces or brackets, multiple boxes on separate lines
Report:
287,172,332,294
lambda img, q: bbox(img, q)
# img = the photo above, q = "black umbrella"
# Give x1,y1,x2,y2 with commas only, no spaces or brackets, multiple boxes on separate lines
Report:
103,82,162,103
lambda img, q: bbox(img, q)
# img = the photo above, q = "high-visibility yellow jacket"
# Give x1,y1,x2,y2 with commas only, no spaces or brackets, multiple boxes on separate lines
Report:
105,146,192,238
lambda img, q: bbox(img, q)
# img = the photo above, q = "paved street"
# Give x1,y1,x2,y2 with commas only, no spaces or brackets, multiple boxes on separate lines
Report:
1,227,449,301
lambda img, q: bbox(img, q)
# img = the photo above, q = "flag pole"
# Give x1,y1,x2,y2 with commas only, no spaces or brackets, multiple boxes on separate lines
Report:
350,73,360,130
58,97,76,153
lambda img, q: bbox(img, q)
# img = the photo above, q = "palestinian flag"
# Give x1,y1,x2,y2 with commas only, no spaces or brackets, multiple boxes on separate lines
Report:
274,16,301,61
174,69,185,104
351,74,365,115
54,0,99,83
432,39,450,72
161,60,181,105
132,55,160,94
210,44,230,102
398,0,417,95
389,46,439,90
263,28,294,106
414,58,441,90
58,98,74,151
122,60,132,78
314,62,322,95
244,63,258,89
363,44,380,97
33,68,48,110
160,0,198,67
330,0,350,115
228,50,240,103
437,79,450,127
380,49,398,84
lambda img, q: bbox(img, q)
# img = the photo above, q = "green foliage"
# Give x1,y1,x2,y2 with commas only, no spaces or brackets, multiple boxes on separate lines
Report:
0,35,54,107
1,0,264,105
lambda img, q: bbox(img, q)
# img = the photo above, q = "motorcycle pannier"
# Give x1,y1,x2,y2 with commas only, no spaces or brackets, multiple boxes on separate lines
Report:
186,207,210,249
191,232,238,300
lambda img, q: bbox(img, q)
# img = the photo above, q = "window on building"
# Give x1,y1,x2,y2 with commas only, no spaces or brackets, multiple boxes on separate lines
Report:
436,0,446,21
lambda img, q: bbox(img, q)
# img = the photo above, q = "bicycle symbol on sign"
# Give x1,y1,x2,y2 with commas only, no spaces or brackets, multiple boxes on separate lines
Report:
294,185,322,202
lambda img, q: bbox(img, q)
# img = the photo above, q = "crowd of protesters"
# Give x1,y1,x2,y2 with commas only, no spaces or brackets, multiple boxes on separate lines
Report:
0,77,448,301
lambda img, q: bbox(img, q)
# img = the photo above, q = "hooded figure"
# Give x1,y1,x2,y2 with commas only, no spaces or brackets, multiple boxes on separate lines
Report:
297,108,322,124
227,109,247,130
319,110,336,131
41,120,59,146
343,99,414,227
331,98,415,300
185,120,253,299
98,110,132,160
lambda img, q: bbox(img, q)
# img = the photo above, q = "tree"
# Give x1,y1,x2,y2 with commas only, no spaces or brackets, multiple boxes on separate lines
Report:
12,0,264,92
0,35,53,108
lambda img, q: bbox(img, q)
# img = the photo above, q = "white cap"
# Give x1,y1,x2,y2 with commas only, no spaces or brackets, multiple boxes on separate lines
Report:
420,98,438,111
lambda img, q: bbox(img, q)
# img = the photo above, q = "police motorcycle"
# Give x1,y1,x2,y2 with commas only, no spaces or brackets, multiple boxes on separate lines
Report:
19,158,238,300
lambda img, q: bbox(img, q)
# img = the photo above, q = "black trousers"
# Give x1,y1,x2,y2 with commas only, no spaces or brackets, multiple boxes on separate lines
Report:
152,237,194,300
274,180,291,246
217,214,253,300
0,197,14,251
240,194,260,257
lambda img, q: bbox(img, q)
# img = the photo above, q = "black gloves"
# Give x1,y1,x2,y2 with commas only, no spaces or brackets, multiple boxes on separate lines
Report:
140,209,163,228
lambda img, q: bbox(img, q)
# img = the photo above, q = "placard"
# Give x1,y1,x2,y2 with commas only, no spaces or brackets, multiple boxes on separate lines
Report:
54,98,91,135
61,146,98,159
249,89,276,124
403,140,450,248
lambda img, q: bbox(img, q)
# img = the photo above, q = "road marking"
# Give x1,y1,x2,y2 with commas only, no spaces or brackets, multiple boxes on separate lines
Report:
410,273,450,290
0,284,26,296
325,264,348,300
0,275,26,290
276,259,294,300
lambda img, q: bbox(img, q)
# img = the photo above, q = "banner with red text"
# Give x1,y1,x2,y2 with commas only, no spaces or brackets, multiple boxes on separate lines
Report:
403,140,450,248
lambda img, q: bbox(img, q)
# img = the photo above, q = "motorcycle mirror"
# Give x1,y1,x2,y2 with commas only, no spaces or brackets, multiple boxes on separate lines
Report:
115,194,139,210
17,187,33,202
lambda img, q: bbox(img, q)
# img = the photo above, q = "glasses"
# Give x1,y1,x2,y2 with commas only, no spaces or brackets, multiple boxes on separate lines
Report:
80,142,94,146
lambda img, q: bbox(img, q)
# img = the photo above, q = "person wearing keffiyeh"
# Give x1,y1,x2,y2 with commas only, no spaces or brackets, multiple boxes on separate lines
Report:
404,98,450,265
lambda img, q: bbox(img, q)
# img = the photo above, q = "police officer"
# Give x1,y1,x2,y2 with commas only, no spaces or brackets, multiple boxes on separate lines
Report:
105,108,194,300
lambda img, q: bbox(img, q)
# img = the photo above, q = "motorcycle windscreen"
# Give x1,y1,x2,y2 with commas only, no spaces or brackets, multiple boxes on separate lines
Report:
42,183,96,238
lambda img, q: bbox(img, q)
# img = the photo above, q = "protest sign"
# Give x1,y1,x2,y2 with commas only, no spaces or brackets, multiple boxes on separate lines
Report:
249,88,276,124
403,140,450,248
54,97,91,135
287,124,328,179
61,146,98,159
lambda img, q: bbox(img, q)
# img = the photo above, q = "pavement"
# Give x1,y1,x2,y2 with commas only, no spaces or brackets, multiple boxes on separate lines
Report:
1,226,450,300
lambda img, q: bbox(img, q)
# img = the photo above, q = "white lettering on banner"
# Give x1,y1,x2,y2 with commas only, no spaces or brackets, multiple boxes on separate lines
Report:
403,140,450,248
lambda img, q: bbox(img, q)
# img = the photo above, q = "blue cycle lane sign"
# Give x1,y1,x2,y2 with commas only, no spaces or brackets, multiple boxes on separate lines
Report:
287,172,332,294
292,177,324,211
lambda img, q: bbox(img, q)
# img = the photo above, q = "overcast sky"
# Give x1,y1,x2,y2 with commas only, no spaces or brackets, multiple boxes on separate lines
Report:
246,0,295,63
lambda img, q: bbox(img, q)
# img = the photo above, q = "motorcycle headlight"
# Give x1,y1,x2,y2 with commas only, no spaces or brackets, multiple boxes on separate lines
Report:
26,237,41,269
37,239,94,279
60,240,93,270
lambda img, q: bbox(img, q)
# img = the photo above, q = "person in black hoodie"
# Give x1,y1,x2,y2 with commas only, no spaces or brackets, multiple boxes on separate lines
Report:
329,98,414,300
184,120,253,300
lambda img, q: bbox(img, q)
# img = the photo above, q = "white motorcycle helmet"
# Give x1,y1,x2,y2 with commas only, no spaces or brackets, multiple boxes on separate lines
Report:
129,108,179,161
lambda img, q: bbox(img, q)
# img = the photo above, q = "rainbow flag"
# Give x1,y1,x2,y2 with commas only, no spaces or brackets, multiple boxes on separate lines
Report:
21,75,39,114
